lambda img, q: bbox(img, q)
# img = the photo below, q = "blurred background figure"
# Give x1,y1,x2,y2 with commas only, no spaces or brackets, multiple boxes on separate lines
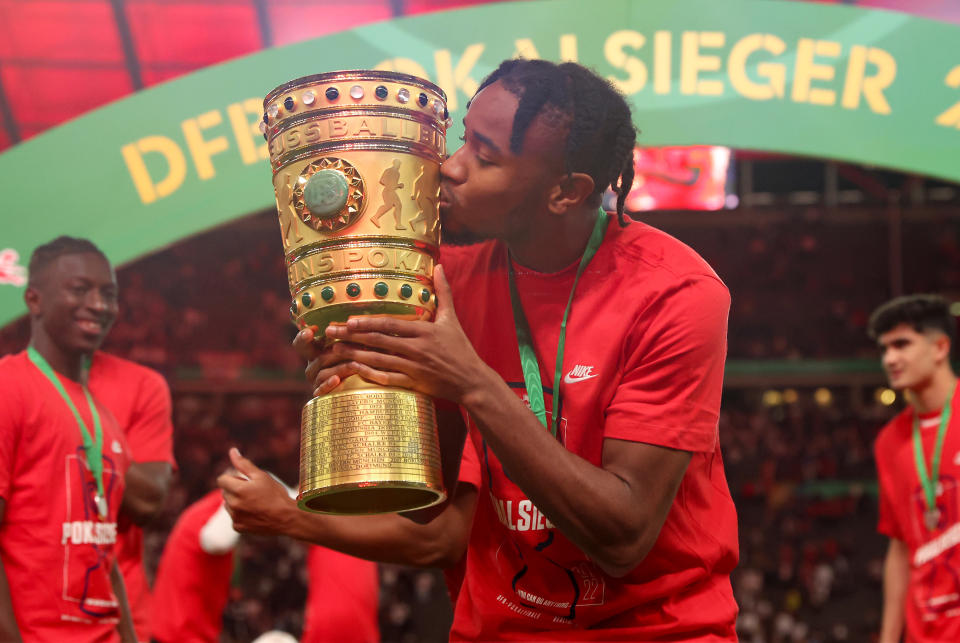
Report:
151,489,239,643
302,546,379,643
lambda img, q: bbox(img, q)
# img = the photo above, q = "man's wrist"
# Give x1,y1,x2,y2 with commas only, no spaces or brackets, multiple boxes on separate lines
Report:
280,498,320,542
459,364,500,412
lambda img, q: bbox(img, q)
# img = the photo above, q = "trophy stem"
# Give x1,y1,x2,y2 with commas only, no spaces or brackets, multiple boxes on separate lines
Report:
298,379,446,515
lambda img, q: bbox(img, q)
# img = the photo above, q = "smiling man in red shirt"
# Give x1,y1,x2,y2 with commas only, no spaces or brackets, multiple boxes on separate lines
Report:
222,59,738,641
0,236,137,642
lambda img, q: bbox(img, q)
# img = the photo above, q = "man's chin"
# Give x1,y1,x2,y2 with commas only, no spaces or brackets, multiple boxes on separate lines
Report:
440,229,485,246
439,213,485,246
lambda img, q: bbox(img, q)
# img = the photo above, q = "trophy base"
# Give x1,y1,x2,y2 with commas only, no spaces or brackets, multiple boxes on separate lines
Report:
298,384,446,515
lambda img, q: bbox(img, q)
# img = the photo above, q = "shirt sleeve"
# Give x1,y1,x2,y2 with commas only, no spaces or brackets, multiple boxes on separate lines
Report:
603,275,730,453
199,502,240,555
0,374,21,501
125,368,176,467
458,432,482,490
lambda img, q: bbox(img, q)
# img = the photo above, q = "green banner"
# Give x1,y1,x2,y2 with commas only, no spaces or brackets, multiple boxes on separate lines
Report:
2,0,959,327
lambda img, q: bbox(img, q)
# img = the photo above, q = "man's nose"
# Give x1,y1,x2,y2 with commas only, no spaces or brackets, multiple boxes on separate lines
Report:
440,148,466,184
86,290,110,312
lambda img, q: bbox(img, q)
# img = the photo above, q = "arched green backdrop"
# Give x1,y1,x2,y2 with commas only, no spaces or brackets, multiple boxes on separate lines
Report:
1,0,959,327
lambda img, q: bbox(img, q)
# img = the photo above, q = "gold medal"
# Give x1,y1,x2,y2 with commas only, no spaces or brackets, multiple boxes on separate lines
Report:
925,506,941,531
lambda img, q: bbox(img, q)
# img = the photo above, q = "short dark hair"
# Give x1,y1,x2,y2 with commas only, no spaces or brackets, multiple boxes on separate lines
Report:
28,236,108,287
868,294,957,349
474,59,638,226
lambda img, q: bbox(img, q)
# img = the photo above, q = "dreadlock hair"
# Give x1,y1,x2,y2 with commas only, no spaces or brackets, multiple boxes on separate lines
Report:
868,294,957,357
474,59,637,226
28,236,108,287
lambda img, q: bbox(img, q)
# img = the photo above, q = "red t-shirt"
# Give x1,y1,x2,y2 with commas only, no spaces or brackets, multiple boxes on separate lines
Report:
302,546,379,643
875,379,960,642
89,351,175,641
150,490,234,643
440,219,739,640
0,351,131,642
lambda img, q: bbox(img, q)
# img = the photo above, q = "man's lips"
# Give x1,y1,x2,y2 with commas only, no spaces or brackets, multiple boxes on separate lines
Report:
76,319,107,335
439,185,453,209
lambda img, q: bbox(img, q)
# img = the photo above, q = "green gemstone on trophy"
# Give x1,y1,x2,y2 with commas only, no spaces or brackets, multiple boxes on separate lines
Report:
304,169,349,218
399,284,413,299
420,288,430,303
374,282,389,297
320,286,335,302
301,292,313,307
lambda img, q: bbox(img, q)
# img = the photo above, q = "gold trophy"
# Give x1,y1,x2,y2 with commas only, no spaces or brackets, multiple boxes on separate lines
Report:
264,71,448,514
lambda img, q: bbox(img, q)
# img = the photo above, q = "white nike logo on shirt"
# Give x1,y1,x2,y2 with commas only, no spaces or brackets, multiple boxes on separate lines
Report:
564,365,598,384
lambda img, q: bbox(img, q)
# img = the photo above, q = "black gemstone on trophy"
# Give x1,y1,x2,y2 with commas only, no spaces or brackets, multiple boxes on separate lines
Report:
443,107,449,120
283,96,295,111
326,87,339,101
375,85,388,100
262,113,268,123
418,92,428,107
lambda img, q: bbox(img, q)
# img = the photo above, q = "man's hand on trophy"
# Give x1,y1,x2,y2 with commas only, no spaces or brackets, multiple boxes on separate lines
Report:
218,448,298,535
293,327,362,396
322,265,493,404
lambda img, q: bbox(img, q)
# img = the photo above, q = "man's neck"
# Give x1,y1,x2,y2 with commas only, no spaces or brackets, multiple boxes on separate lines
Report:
28,333,86,382
911,370,958,415
507,207,600,273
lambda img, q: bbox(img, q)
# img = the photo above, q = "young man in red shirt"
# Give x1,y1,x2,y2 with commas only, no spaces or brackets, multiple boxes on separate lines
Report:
221,59,738,640
870,295,960,642
0,237,137,641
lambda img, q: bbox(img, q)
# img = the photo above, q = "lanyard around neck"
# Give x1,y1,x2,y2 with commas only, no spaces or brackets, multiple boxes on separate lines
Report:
27,346,107,517
507,210,608,438
912,384,955,520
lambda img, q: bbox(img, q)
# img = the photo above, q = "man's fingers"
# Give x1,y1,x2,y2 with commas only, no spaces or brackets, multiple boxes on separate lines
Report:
308,361,360,392
330,343,419,374
339,315,424,337
433,264,456,320
327,327,424,355
352,362,414,389
217,473,244,495
313,374,341,397
292,326,322,360
228,447,260,479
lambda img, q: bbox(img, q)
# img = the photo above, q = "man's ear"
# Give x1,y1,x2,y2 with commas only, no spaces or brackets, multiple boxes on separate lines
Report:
934,333,953,364
546,172,595,215
23,286,41,317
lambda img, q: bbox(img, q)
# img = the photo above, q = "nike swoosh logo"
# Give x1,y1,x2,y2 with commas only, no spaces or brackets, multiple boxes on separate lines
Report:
564,372,599,384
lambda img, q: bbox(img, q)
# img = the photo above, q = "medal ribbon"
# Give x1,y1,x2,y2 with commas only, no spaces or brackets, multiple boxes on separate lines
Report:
27,346,106,516
507,209,608,438
912,384,955,521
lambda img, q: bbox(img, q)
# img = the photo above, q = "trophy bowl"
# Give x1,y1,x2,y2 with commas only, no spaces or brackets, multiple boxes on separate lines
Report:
264,70,449,514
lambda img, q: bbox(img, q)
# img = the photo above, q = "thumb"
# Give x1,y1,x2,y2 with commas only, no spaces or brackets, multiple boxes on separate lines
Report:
229,447,261,480
433,264,457,320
